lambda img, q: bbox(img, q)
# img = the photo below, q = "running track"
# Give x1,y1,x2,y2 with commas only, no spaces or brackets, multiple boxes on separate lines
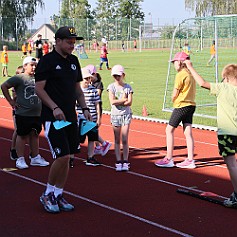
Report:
0,97,236,237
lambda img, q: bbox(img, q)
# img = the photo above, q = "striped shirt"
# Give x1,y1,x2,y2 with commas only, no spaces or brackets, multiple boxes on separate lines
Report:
76,85,101,122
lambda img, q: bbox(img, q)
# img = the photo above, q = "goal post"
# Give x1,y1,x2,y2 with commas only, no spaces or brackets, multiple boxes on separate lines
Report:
163,14,237,120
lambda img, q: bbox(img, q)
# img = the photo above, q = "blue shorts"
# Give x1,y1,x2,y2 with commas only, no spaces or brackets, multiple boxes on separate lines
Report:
100,58,108,62
43,121,80,158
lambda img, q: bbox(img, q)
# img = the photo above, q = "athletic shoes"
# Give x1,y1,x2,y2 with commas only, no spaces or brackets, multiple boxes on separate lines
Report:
40,192,60,214
86,157,101,166
10,149,18,160
155,157,174,168
94,146,103,155
101,141,112,156
56,194,74,212
176,159,196,169
30,154,50,167
69,158,74,168
224,192,237,208
122,162,130,171
115,162,130,171
115,163,123,171
16,157,29,169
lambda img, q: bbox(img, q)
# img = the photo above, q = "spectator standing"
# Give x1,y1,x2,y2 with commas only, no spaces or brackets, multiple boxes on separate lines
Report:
107,65,133,171
43,41,49,55
1,45,9,77
155,52,196,169
86,64,111,157
1,56,49,169
35,34,43,61
99,43,111,70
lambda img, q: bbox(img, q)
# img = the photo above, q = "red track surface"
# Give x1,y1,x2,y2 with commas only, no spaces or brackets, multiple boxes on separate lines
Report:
0,97,236,237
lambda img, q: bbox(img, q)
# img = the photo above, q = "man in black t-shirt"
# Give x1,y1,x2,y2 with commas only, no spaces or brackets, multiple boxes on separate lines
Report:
35,26,91,214
35,34,43,61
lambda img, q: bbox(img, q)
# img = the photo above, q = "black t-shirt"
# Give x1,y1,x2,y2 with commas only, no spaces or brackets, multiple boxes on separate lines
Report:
35,49,82,122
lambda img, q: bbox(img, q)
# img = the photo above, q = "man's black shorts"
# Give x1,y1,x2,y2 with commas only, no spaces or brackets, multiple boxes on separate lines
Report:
44,121,80,158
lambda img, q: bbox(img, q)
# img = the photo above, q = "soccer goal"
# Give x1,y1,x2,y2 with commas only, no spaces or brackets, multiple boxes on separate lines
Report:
163,14,237,119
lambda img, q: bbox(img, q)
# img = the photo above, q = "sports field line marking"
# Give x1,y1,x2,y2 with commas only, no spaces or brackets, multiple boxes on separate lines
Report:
0,136,227,199
0,117,218,147
0,168,193,237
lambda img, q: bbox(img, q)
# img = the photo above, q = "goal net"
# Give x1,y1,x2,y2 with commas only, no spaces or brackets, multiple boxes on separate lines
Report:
163,14,237,119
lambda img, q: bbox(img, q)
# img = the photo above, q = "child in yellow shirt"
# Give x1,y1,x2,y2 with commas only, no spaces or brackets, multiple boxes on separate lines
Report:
1,45,9,77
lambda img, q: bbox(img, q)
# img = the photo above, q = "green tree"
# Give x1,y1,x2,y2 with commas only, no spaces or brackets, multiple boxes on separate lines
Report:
185,0,237,17
52,0,95,40
0,0,44,44
117,0,144,19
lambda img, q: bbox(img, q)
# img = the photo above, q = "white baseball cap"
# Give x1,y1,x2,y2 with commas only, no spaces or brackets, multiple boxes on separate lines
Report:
81,67,92,79
111,65,125,76
23,56,37,66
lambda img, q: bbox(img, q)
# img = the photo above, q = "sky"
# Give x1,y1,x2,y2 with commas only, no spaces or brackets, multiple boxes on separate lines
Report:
33,0,195,27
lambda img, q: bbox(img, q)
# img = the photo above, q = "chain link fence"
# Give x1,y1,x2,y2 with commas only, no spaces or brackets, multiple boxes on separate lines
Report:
0,17,181,50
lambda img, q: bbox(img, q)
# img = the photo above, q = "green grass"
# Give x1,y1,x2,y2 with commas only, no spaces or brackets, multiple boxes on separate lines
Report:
0,49,218,127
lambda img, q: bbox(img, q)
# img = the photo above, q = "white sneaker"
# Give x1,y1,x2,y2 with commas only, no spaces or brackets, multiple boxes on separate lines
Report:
122,162,130,171
16,157,29,169
101,141,112,156
94,146,102,155
115,163,123,171
30,155,50,167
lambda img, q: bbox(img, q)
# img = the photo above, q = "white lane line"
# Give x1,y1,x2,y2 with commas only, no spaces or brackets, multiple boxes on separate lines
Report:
0,168,193,237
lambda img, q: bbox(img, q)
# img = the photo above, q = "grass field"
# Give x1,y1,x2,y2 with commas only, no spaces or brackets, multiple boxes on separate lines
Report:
0,49,219,127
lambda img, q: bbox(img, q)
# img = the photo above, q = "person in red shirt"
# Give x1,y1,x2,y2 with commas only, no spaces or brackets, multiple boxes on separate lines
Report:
99,43,110,70
43,41,49,55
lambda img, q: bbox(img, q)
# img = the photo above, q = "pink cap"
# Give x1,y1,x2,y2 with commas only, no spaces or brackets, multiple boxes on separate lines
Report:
111,65,125,76
170,52,190,62
86,64,97,74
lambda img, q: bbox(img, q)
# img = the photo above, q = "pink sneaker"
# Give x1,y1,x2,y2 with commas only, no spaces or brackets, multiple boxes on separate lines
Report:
176,159,196,169
94,146,102,155
155,157,174,168
101,141,112,156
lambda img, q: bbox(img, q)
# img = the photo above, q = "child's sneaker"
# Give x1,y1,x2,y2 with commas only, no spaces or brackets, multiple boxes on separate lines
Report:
10,149,18,160
176,159,196,169
115,163,123,171
16,157,29,169
122,162,130,171
69,158,74,168
86,157,101,166
94,146,102,155
224,192,237,208
30,154,50,167
155,157,174,168
101,141,112,156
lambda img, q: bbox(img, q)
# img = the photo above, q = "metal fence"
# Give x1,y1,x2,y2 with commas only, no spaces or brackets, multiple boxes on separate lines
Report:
0,17,180,50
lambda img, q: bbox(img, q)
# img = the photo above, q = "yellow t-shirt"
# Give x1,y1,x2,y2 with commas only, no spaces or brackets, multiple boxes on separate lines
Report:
210,45,215,55
173,69,196,108
1,51,8,64
22,44,27,53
